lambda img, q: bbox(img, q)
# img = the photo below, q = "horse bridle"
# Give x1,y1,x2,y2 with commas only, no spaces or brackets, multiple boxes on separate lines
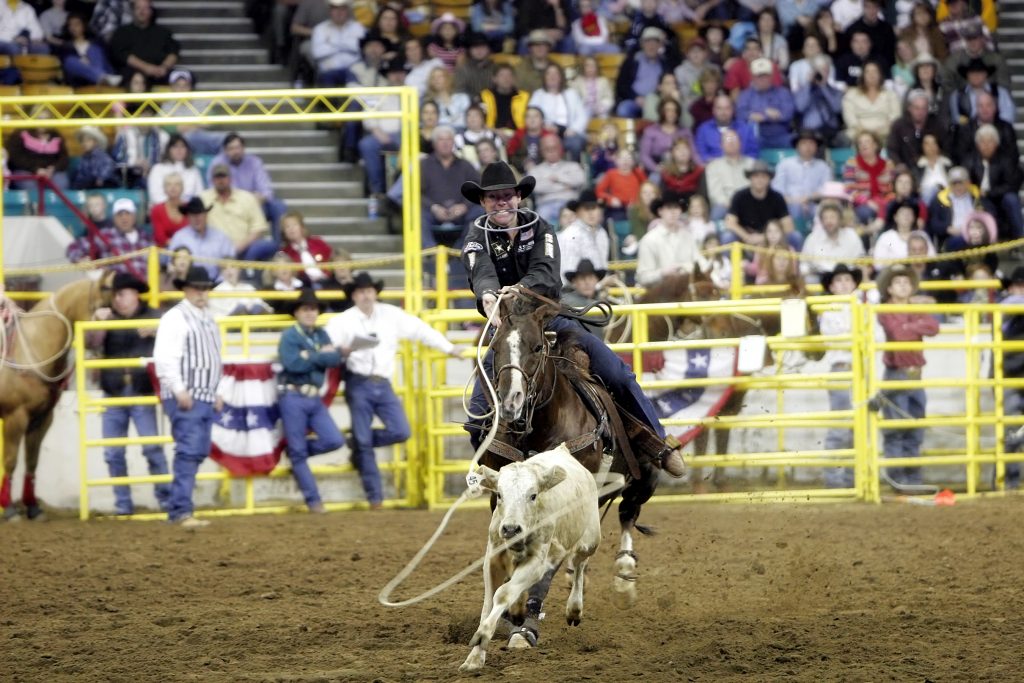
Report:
492,330,556,437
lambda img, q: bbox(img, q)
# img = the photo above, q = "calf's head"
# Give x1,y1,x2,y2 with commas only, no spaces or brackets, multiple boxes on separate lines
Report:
478,461,567,545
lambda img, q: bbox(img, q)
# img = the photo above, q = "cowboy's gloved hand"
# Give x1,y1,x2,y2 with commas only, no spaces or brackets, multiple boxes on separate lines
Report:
482,291,498,322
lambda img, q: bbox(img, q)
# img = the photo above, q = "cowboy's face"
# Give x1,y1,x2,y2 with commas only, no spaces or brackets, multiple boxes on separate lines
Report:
572,273,599,298
189,210,208,232
352,286,377,314
578,203,602,227
887,275,914,301
966,69,988,88
294,304,319,328
183,284,210,308
112,287,141,317
482,190,520,227
828,273,856,295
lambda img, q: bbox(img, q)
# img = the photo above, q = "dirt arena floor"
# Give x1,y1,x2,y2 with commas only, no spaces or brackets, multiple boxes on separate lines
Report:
3,499,1024,682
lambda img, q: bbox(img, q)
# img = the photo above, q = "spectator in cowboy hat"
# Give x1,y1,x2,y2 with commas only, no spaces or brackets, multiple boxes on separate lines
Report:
325,272,463,508
615,26,675,118
514,29,556,95
724,160,800,249
561,258,608,336
557,188,608,284
772,129,832,229
71,126,119,189
153,264,224,528
90,271,169,516
167,197,236,280
636,192,700,286
949,58,1015,127
276,287,345,513
817,263,862,488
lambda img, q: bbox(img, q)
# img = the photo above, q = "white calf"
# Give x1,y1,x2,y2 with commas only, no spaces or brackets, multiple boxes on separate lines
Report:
460,444,601,673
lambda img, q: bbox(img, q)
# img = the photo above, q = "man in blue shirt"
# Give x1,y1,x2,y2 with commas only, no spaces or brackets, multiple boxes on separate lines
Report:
694,94,759,161
736,58,795,150
167,197,236,280
771,129,832,229
277,288,345,513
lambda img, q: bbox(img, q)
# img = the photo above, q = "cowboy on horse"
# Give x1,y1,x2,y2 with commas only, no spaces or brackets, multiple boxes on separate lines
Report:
460,161,686,478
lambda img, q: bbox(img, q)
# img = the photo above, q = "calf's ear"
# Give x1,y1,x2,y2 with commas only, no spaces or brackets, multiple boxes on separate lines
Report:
538,465,566,493
478,465,500,491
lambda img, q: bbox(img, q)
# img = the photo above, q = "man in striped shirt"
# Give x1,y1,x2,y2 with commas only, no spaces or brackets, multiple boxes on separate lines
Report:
154,265,224,528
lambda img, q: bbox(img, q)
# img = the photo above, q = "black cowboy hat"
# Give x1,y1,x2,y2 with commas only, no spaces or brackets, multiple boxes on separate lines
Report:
173,265,216,290
466,31,490,48
460,161,536,204
650,192,686,215
180,196,212,214
958,57,996,78
342,271,384,298
379,57,409,76
820,263,863,292
1002,265,1024,289
574,188,600,209
290,287,326,314
565,258,607,281
112,271,150,294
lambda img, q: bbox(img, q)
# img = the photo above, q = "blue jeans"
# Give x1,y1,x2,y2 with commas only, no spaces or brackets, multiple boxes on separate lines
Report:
0,40,49,56
317,67,352,87
422,205,485,249
279,391,345,506
263,199,288,242
345,374,411,504
239,238,280,263
63,55,113,85
881,367,926,486
615,99,643,118
982,192,1024,240
358,131,400,195
162,398,215,521
823,365,854,489
467,316,666,446
102,396,170,514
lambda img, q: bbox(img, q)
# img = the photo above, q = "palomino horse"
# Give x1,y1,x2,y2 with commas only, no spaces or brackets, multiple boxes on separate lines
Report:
478,288,662,647
1,271,116,519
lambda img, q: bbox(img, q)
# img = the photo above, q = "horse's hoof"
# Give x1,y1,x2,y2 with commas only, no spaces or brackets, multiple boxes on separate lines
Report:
26,505,46,521
565,611,582,627
3,506,21,522
507,626,537,650
459,649,485,672
611,577,638,610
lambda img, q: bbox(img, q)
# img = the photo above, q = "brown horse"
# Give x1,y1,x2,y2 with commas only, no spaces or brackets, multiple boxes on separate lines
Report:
478,289,662,648
1,271,116,520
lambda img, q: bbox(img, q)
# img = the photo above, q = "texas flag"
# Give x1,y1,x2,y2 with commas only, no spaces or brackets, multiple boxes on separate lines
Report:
647,347,737,447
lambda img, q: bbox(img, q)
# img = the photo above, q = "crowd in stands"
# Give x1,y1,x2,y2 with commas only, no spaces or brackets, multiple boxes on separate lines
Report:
0,0,1016,308
267,0,1017,301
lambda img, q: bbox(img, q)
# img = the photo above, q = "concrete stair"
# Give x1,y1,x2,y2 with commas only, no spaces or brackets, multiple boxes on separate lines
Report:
154,0,404,274
1001,0,1024,155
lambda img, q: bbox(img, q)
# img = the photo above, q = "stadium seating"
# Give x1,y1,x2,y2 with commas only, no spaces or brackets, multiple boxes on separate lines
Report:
759,148,798,169
3,190,32,217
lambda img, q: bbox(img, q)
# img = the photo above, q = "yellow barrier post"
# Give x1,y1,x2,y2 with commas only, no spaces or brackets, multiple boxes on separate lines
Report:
146,246,161,310
964,308,980,495
850,297,870,501
436,247,449,311
992,310,1006,490
74,322,91,520
729,241,744,299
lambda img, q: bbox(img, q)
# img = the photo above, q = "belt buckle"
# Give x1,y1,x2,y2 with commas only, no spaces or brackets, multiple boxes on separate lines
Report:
905,367,922,380
303,385,319,397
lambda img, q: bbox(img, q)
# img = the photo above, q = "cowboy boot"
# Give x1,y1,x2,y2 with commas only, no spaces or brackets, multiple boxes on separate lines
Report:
661,435,686,478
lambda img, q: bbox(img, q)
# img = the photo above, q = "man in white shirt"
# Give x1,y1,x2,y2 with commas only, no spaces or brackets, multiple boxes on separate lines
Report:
325,272,464,508
403,36,445,96
153,266,225,528
557,189,610,284
635,193,700,286
0,0,46,55
800,201,866,283
310,0,366,86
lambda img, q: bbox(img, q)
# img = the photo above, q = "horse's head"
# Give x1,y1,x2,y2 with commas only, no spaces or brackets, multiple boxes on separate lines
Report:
49,269,118,322
490,293,560,423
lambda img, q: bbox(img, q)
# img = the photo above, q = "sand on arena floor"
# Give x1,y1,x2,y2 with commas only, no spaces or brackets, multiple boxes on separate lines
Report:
3,499,1023,682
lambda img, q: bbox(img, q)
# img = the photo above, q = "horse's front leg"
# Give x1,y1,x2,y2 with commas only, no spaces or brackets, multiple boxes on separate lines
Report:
461,553,549,673
2,409,28,521
22,410,54,520
612,525,638,610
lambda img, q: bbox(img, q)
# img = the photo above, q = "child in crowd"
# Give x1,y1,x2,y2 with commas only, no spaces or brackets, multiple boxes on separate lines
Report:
208,264,271,319
700,232,732,292
558,204,577,231
455,105,504,169
160,246,192,293
71,126,119,189
685,194,715,245
624,179,659,255
818,264,862,488
506,106,546,172
589,121,620,178
916,133,951,205
659,137,704,199
876,264,940,487
84,193,113,230
595,148,647,222
747,220,793,284
264,252,305,315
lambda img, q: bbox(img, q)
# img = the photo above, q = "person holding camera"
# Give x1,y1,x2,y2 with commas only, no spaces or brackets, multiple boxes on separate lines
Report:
793,54,846,148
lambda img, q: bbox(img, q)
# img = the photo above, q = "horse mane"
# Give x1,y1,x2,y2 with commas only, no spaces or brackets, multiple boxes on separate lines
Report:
639,273,693,305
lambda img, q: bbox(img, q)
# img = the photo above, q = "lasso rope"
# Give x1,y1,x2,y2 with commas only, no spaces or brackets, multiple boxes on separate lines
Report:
0,296,76,382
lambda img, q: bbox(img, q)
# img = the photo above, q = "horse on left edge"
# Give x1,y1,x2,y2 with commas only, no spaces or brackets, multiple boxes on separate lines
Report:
1,270,117,520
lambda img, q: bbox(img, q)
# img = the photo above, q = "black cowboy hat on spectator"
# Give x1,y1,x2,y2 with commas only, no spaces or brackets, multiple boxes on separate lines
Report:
820,263,862,292
574,188,600,210
1002,266,1024,290
180,196,212,214
342,271,384,298
460,161,536,204
650,192,686,215
565,258,607,281
795,129,821,145
958,57,995,78
359,31,386,51
173,265,216,290
379,58,409,77
466,32,490,48
876,264,919,300
290,287,326,314
112,271,150,294
744,160,774,178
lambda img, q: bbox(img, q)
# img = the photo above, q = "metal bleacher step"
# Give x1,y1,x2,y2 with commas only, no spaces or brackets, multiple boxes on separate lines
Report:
285,198,373,219
275,181,364,199
180,48,269,66
321,233,404,254
247,145,338,164
175,33,264,51
264,162,362,183
198,80,291,91
154,0,244,15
